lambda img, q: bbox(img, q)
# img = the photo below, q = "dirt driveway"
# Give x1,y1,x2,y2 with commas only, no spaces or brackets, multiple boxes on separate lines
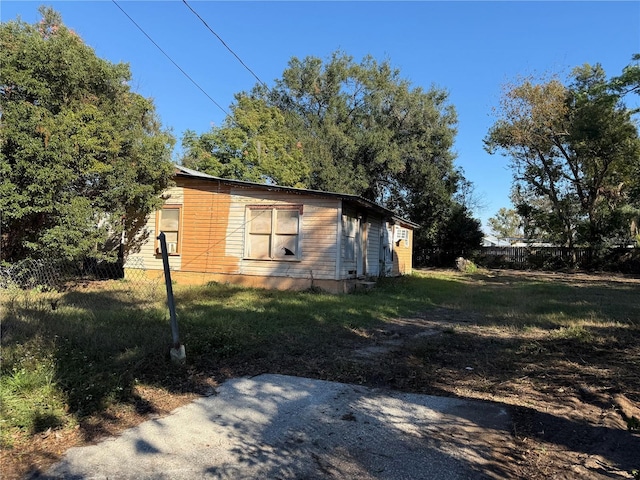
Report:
341,270,640,479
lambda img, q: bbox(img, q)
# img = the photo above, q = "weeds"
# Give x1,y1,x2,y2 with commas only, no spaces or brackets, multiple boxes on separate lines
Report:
1,268,639,477
0,353,68,447
550,324,593,342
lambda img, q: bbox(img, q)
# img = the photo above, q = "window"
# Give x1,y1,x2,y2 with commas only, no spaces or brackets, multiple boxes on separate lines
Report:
246,206,301,260
156,205,182,255
394,226,409,247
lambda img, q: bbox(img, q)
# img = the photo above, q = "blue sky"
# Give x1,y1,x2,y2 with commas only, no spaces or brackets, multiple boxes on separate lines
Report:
2,1,639,231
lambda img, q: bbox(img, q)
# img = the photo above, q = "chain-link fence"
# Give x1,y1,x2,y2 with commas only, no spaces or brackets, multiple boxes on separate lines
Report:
0,257,164,314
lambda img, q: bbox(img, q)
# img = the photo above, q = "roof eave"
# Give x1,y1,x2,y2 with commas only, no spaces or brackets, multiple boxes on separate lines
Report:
174,165,420,228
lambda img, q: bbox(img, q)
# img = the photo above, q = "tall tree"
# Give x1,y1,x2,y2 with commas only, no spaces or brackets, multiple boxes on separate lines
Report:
487,208,523,241
183,51,480,256
0,7,175,261
182,95,310,187
610,54,640,243
485,59,640,250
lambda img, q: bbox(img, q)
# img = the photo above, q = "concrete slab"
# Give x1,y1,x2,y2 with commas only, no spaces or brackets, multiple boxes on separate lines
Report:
41,374,514,479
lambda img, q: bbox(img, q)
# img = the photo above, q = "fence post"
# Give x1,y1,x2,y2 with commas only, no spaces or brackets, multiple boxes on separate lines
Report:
157,232,185,365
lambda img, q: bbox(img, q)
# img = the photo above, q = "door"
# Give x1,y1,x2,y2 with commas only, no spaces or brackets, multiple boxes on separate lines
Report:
356,218,367,277
380,223,393,276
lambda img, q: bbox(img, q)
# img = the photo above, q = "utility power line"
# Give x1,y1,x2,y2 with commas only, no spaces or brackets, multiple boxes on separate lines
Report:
111,0,229,117
182,0,268,90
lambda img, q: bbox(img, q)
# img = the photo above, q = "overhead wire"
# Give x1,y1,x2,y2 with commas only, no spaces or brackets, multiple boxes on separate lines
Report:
111,0,229,118
182,0,268,90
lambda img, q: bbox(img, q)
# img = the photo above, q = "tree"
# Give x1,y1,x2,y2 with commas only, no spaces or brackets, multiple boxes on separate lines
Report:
183,51,481,257
484,59,640,250
0,7,175,261
182,95,310,187
610,53,640,99
610,54,640,244
487,208,522,241
438,204,483,261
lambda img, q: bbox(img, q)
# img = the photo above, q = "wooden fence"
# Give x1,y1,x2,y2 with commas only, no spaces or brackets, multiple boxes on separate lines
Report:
477,246,596,269
415,246,639,272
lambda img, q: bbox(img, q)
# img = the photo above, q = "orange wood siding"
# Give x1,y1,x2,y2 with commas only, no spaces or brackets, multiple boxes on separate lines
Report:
392,227,413,275
179,179,240,274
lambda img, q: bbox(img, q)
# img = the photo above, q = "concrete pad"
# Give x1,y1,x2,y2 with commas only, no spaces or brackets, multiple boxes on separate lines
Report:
42,374,514,479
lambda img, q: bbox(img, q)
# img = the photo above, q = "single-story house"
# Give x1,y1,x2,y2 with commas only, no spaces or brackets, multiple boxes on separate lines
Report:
482,235,511,247
124,166,418,293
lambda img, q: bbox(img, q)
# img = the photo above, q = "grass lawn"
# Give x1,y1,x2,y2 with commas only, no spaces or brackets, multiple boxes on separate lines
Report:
1,269,639,479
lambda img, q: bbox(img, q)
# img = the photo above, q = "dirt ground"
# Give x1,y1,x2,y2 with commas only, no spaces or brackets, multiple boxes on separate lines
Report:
2,269,639,479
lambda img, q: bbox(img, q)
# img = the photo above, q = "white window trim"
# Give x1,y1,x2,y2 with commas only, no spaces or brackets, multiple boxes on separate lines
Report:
244,205,302,261
394,226,410,247
156,205,182,256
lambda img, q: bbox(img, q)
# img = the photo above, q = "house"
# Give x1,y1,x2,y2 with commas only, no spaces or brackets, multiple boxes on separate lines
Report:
482,235,510,247
124,166,418,293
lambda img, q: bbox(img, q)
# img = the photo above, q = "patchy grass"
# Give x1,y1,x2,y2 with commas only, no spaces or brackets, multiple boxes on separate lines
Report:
1,269,639,479
0,275,440,450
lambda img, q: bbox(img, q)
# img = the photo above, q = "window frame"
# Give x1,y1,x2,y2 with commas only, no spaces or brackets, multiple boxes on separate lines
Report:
155,204,183,256
394,226,410,248
245,205,303,261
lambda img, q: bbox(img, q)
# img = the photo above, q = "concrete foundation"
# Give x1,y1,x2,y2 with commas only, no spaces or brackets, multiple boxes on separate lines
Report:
125,268,370,294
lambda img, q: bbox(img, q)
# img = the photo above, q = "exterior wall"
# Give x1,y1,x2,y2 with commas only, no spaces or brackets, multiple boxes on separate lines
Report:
339,208,388,279
124,176,414,289
127,268,354,294
365,215,382,277
124,185,183,271
226,186,340,281
179,179,239,275
125,179,342,285
392,225,413,275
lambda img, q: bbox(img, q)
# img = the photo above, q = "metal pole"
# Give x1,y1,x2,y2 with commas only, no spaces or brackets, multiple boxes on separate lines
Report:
157,232,185,364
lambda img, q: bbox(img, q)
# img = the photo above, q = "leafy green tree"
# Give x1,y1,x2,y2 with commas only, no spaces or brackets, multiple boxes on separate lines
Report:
487,208,522,241
183,51,478,257
438,204,483,260
610,53,640,98
509,186,554,243
610,54,640,244
485,59,640,250
182,95,310,187
0,7,175,261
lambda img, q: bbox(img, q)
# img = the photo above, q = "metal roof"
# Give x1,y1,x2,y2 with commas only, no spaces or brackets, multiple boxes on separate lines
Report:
174,165,419,228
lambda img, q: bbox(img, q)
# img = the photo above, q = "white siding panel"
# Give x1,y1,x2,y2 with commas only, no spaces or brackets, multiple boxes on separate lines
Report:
227,187,339,280
163,186,184,205
367,216,382,277
125,186,183,271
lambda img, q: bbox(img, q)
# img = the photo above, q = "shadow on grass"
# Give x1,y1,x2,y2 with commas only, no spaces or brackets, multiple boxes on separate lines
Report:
391,324,640,476
1,290,182,441
469,271,640,326
1,276,440,434
3,271,638,418
45,375,519,479
2,270,639,477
